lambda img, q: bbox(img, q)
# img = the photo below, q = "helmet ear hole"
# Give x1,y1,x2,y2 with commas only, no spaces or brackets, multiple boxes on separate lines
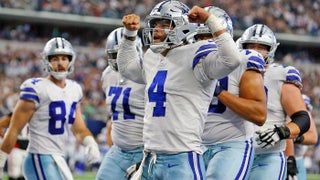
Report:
67,55,72,62
48,55,54,61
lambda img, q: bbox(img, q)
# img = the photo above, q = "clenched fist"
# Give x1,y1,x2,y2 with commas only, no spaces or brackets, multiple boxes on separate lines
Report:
187,6,210,23
122,14,141,31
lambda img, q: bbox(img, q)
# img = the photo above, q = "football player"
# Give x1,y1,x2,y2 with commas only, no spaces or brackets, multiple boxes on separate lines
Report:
96,27,146,180
196,6,267,180
238,24,311,180
117,1,242,179
0,37,101,179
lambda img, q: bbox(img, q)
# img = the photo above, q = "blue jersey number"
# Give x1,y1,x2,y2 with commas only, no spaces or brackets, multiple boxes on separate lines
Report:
48,101,76,135
108,87,135,121
148,71,167,117
208,77,228,114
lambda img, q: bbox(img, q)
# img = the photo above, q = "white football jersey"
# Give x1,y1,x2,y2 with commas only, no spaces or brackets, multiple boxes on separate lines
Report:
117,33,241,154
101,66,145,150
254,63,302,154
202,49,265,145
19,77,82,156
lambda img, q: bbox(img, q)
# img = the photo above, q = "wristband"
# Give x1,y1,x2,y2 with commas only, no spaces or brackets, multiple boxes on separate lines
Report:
205,14,225,35
294,135,304,144
290,111,310,136
124,28,138,37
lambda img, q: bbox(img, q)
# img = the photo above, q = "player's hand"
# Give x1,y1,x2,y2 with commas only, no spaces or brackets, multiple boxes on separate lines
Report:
122,14,140,31
255,125,290,148
83,136,101,164
286,156,298,180
214,81,224,97
85,143,101,164
187,6,210,23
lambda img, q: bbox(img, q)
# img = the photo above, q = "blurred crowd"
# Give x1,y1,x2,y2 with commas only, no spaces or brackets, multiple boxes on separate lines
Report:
1,0,319,36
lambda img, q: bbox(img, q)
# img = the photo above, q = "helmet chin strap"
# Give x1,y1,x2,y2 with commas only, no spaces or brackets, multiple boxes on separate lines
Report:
150,44,168,53
50,71,68,80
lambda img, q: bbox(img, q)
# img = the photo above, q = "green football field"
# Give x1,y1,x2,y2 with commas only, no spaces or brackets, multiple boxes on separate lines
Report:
73,172,320,180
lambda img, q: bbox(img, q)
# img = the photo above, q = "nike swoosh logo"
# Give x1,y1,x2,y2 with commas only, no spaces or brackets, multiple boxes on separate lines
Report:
169,9,178,12
167,164,179,168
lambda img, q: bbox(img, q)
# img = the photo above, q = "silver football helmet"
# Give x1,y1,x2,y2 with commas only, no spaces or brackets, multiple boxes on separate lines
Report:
105,27,143,71
302,94,313,111
142,0,196,53
41,37,76,80
196,6,233,37
239,24,279,64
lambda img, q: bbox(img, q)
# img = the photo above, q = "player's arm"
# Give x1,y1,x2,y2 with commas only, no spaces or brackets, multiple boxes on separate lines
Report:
188,6,241,80
293,110,318,145
0,99,34,172
1,99,34,154
255,67,310,148
217,70,267,126
117,14,145,84
201,36,241,80
71,104,101,164
0,112,12,137
255,83,310,148
106,119,113,147
285,138,299,179
71,104,94,142
281,83,310,139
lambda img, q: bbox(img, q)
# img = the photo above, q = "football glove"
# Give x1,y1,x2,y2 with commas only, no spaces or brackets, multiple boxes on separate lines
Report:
125,161,141,179
293,135,304,144
255,125,290,148
83,136,101,164
286,156,298,180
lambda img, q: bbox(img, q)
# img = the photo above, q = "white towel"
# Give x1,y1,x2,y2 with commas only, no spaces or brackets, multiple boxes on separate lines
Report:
130,150,149,180
52,154,73,180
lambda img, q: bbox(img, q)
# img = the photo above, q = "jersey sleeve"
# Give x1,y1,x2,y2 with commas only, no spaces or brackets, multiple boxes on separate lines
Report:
192,41,218,82
241,49,265,74
196,33,241,80
19,78,42,107
117,38,145,84
284,65,303,89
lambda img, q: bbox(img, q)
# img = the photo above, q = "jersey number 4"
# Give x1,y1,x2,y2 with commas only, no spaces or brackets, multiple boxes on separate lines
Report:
148,71,167,117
